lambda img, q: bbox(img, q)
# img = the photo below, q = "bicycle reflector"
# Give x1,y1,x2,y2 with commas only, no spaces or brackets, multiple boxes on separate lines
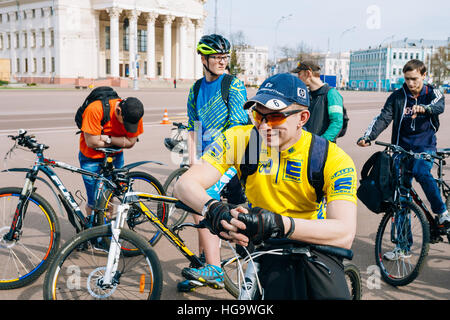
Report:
139,274,145,293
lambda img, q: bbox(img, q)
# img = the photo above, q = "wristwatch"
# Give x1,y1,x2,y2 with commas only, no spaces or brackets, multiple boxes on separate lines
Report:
105,136,112,144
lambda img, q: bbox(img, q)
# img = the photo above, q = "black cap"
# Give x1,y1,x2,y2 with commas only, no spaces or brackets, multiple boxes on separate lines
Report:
290,60,321,73
120,97,144,133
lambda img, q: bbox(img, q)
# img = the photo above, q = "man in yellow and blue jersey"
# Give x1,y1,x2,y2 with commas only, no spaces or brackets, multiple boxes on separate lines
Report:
175,73,357,299
178,34,248,292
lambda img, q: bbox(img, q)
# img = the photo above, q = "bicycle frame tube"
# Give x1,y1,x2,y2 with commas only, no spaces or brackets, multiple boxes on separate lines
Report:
126,192,203,266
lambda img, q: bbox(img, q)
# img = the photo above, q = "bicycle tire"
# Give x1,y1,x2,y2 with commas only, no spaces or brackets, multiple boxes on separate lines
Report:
163,167,189,228
375,201,430,286
344,263,362,300
43,225,163,300
446,195,450,213
0,187,60,290
220,241,247,298
97,171,167,249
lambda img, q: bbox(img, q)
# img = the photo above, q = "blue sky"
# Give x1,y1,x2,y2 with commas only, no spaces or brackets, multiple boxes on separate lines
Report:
203,0,450,58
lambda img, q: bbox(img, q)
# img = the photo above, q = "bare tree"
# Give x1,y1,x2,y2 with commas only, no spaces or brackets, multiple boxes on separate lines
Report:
430,45,450,87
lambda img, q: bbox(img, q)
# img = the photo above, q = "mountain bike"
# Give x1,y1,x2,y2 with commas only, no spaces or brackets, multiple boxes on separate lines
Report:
222,239,362,300
0,130,166,289
373,141,450,286
162,122,190,229
43,189,361,300
162,122,244,230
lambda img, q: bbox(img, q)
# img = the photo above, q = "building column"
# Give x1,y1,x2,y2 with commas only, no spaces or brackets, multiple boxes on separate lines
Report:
106,7,122,78
178,17,189,80
145,12,158,79
194,19,203,79
127,10,140,79
162,15,175,79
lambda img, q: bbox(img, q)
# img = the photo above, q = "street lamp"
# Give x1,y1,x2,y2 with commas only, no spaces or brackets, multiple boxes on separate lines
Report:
377,35,395,92
338,26,356,89
273,14,292,74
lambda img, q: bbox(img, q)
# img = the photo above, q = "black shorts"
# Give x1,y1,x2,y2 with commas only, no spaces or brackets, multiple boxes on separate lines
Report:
257,244,351,300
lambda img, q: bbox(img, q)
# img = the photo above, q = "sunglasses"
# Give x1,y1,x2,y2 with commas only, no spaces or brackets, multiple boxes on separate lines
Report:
251,107,304,127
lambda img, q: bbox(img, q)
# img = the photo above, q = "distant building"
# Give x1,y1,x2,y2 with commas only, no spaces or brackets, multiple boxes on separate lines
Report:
349,38,449,91
234,45,269,86
0,0,207,86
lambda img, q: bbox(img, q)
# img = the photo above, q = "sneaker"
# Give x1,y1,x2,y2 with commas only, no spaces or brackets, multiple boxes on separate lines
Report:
438,212,450,228
181,264,224,289
177,279,205,292
383,247,412,261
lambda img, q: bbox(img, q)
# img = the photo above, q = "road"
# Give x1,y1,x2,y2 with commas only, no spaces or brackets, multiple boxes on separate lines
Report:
0,87,449,300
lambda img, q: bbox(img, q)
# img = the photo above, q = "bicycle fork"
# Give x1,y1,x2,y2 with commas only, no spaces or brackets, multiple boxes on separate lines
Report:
3,177,35,242
101,203,129,287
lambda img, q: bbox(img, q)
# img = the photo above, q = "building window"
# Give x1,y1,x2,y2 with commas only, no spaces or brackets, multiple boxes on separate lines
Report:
51,57,55,73
25,58,28,73
32,9,36,18
410,53,414,59
123,18,129,51
23,32,27,48
144,61,148,75
106,59,111,74
7,34,11,49
41,8,45,17
31,32,36,47
41,31,45,47
16,58,20,73
0,34,3,50
15,33,19,48
50,30,54,46
33,58,37,73
393,52,396,59
42,57,46,73
138,29,147,52
157,61,161,76
105,26,110,50
416,53,419,59
399,52,402,59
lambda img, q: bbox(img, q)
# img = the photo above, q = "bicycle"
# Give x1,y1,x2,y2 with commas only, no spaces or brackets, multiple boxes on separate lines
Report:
162,122,190,229
162,122,244,229
373,141,450,286
0,130,166,289
221,239,362,300
43,187,361,300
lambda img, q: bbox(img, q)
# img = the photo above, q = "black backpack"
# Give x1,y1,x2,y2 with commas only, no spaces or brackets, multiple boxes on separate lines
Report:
357,151,394,213
240,127,329,203
193,74,252,126
74,86,120,133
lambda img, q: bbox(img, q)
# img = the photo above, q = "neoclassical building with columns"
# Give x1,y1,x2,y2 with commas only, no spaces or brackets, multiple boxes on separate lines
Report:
0,0,207,86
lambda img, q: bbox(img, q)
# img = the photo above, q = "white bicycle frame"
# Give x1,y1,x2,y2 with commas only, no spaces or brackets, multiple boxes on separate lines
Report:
102,203,129,286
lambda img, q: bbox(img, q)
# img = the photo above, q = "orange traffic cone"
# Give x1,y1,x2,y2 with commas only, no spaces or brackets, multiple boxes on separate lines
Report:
160,109,171,124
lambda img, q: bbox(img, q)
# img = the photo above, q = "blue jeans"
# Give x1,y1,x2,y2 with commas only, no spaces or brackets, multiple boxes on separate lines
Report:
394,151,446,215
78,151,124,208
393,151,446,251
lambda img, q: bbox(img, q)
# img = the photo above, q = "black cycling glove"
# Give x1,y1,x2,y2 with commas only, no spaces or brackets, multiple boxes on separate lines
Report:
202,201,233,237
357,136,371,145
237,207,285,245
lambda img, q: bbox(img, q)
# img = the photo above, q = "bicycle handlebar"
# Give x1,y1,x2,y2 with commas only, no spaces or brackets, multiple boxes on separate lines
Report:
375,141,443,161
8,129,49,153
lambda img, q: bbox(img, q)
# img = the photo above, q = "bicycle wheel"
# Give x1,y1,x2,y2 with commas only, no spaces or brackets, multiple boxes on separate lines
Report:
344,263,362,300
0,187,60,289
43,225,163,300
163,167,189,229
375,201,430,286
220,240,251,298
97,171,167,249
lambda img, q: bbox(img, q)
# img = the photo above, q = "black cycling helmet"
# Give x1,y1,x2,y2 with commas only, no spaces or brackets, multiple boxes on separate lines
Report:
197,34,231,55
